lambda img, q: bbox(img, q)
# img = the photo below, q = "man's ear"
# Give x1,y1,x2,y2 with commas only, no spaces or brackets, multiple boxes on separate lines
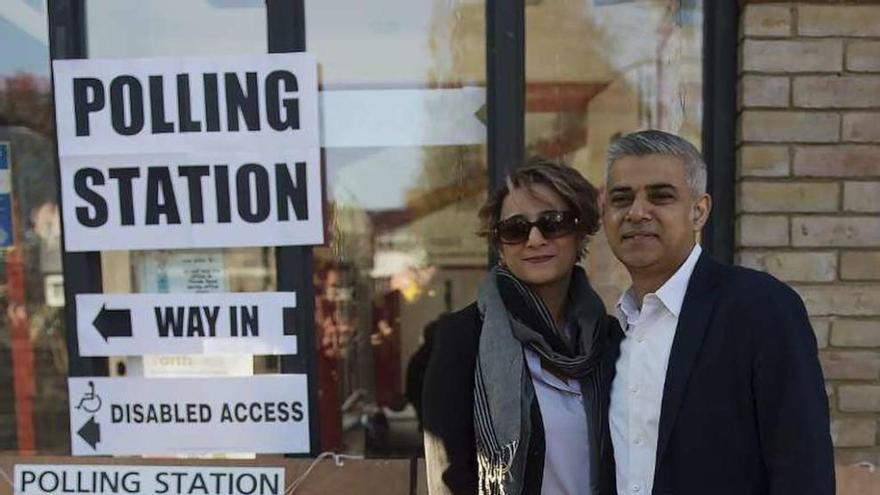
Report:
693,193,712,230
597,186,607,216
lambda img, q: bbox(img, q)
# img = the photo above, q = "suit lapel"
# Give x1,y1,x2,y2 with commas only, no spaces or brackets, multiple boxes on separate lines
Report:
654,252,722,466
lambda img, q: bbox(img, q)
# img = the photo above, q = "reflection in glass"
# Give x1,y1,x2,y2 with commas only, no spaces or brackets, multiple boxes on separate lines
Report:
0,0,706,458
307,0,487,455
525,0,703,307
0,2,68,453
87,0,266,58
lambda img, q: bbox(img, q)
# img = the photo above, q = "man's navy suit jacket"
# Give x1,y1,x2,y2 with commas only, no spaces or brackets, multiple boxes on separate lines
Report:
637,252,835,495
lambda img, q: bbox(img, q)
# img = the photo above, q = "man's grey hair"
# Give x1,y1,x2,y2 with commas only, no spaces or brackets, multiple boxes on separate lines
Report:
606,130,707,195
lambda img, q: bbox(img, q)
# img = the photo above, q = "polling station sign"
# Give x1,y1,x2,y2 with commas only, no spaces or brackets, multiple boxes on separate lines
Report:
75,292,297,357
68,376,309,456
13,465,285,495
51,53,323,251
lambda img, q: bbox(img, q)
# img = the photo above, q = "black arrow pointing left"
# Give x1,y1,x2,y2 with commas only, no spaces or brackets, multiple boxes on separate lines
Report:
77,415,101,450
93,304,133,341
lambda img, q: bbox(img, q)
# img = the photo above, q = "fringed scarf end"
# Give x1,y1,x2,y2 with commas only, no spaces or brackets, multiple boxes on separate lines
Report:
477,441,519,495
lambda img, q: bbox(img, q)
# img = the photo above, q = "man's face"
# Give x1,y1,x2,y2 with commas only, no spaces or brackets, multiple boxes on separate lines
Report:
603,154,711,279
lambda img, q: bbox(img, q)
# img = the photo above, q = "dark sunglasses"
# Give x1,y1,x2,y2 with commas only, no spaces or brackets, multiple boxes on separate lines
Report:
493,211,579,245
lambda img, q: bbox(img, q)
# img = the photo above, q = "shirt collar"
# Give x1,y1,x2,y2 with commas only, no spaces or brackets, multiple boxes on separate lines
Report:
616,244,703,321
616,288,640,326
655,244,702,318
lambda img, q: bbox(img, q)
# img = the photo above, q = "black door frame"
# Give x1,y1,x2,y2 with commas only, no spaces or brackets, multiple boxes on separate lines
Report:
703,1,739,264
49,0,108,380
487,0,526,192
265,0,320,457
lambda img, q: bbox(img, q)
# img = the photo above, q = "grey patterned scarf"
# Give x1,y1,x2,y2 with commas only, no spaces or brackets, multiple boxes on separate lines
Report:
474,264,608,495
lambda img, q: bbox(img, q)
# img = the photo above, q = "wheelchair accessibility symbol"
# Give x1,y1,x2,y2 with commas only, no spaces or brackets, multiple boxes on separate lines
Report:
75,380,102,413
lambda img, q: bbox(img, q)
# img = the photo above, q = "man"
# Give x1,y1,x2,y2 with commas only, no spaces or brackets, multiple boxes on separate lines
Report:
602,130,834,495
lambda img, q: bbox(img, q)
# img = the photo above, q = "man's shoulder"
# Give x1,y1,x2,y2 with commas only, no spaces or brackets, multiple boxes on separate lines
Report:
707,258,803,307
695,257,814,347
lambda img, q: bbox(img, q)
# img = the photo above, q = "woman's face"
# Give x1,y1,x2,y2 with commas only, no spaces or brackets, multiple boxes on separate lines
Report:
498,184,579,291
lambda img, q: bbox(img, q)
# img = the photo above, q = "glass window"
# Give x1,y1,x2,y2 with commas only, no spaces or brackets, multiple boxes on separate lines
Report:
84,0,273,433
1,0,705,458
0,0,66,454
525,0,703,307
87,0,267,58
306,0,487,455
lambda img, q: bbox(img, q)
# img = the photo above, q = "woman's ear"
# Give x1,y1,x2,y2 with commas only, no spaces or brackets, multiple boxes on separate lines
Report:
577,234,590,262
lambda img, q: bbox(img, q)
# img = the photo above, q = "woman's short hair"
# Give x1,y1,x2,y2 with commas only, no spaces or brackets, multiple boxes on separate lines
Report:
478,157,600,260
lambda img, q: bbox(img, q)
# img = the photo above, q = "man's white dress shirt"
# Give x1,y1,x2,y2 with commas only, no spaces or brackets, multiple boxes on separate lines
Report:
525,340,591,494
609,244,702,495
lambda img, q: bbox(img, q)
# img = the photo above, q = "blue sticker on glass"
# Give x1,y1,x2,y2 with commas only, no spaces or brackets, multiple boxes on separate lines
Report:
0,143,13,247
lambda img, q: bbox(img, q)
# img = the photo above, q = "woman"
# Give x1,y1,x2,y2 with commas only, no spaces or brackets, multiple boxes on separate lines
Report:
422,158,620,495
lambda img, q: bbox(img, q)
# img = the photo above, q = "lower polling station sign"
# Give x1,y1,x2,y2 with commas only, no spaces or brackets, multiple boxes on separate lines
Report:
13,465,285,495
52,53,322,251
75,292,297,356
68,376,309,456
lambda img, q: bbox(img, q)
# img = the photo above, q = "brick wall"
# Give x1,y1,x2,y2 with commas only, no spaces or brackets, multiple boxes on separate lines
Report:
739,2,880,464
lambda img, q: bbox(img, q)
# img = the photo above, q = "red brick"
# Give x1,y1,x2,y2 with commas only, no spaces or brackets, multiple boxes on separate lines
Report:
741,112,839,143
831,418,877,447
737,215,789,247
739,181,838,213
835,450,880,467
843,113,880,142
794,76,880,109
792,217,880,247
847,41,880,72
743,39,842,73
838,385,880,412
799,5,880,37
794,146,880,177
841,251,880,280
811,317,831,349
741,76,789,108
820,351,880,380
832,319,880,347
795,285,880,316
843,182,880,212
738,250,837,282
738,146,789,177
743,5,792,37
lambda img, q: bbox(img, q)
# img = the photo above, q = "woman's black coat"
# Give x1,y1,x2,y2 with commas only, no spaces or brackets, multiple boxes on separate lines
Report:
422,302,622,495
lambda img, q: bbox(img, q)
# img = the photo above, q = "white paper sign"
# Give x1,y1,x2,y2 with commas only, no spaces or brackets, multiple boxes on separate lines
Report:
68,376,309,456
58,149,322,251
14,464,285,495
76,292,297,357
52,53,323,252
53,54,318,156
